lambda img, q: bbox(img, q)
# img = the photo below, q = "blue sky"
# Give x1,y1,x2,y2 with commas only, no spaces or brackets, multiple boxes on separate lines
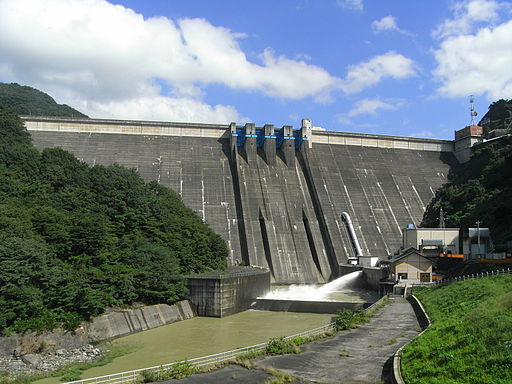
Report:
0,0,511,139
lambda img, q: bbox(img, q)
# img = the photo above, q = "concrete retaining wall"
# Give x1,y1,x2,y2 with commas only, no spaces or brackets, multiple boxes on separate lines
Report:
251,299,369,313
86,301,195,342
187,268,270,317
0,301,195,358
362,267,388,290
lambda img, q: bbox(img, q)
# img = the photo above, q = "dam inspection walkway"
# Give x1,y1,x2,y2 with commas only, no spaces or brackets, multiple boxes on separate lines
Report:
163,297,421,384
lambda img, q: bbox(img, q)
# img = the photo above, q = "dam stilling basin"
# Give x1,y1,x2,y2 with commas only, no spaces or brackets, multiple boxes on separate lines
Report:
251,271,379,314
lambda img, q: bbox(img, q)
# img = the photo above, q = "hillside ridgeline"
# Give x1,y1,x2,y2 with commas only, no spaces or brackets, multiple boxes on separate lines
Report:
0,83,87,118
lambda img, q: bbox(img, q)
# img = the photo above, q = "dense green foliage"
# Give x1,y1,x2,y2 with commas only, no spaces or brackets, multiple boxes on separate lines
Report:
333,307,368,331
402,275,512,384
479,99,512,133
265,337,301,355
0,107,227,335
0,83,87,118
422,136,512,244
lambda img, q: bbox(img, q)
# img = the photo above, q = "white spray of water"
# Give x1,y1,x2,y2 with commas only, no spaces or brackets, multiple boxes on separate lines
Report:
261,271,363,301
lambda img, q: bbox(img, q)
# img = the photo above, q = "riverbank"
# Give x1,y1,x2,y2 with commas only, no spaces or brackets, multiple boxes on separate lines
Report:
26,310,332,384
0,301,194,379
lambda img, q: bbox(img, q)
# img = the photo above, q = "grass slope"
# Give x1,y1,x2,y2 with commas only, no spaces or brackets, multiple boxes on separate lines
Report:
401,275,512,384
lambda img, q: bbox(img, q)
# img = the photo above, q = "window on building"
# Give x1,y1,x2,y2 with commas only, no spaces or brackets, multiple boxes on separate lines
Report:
398,273,408,280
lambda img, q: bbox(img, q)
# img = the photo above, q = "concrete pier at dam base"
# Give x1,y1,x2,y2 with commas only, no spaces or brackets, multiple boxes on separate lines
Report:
24,116,457,285
186,267,270,317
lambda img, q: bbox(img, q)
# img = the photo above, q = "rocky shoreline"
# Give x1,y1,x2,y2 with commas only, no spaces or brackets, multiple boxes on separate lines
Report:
0,344,105,376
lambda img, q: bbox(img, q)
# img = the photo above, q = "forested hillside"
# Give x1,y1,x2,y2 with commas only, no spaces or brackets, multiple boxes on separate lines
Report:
422,101,512,245
0,107,227,335
0,83,87,118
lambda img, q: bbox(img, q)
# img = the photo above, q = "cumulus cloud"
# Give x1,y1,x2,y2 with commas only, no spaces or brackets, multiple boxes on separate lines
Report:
372,16,400,33
336,0,363,12
348,98,401,116
84,95,242,124
340,52,417,94
432,0,512,100
0,0,339,122
433,0,502,38
372,15,413,36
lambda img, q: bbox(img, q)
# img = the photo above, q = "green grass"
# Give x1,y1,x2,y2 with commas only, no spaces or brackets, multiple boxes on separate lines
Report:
139,360,197,382
264,368,299,383
401,275,512,384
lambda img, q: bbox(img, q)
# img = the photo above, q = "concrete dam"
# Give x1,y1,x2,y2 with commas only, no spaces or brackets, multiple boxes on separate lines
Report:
24,117,456,284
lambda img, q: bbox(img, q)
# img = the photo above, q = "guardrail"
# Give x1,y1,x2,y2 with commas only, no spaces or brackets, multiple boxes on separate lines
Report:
64,296,388,384
434,268,511,286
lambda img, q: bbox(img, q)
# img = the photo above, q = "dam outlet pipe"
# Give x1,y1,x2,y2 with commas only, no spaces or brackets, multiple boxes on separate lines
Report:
341,212,363,258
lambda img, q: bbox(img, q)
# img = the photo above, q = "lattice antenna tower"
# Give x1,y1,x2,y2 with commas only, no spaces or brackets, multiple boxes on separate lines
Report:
469,95,478,125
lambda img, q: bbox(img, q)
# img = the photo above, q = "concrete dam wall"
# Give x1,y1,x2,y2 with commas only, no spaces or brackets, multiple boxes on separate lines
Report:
25,117,455,284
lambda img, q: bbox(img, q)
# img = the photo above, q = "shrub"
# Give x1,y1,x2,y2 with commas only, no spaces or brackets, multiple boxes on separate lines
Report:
140,360,196,382
266,337,300,355
333,307,368,331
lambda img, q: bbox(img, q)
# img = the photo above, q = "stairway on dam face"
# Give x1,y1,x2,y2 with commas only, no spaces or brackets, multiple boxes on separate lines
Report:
28,122,455,284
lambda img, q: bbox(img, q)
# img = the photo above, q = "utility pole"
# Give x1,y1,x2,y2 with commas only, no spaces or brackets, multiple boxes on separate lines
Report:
476,220,481,257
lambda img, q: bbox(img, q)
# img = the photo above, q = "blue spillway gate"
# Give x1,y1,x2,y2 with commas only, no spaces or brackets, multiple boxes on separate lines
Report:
234,128,303,149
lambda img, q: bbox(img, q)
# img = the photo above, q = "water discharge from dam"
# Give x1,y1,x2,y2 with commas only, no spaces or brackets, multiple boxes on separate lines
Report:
261,271,364,301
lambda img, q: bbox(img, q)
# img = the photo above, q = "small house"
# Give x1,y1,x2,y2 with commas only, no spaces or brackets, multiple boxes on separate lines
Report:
391,248,433,283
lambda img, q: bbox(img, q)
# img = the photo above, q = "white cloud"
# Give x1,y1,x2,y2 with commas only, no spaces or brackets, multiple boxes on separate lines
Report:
409,130,433,138
0,0,340,122
336,114,352,125
433,0,502,39
432,1,512,100
340,52,416,94
348,98,401,116
372,15,413,36
84,95,241,123
336,0,363,12
372,16,399,33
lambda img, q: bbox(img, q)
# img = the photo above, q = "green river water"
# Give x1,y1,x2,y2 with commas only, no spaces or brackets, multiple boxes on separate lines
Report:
35,310,333,384
34,283,376,384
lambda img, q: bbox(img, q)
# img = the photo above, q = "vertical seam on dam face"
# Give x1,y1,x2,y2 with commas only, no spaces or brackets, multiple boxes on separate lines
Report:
258,210,275,279
27,124,455,284
302,209,323,279
229,144,250,266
